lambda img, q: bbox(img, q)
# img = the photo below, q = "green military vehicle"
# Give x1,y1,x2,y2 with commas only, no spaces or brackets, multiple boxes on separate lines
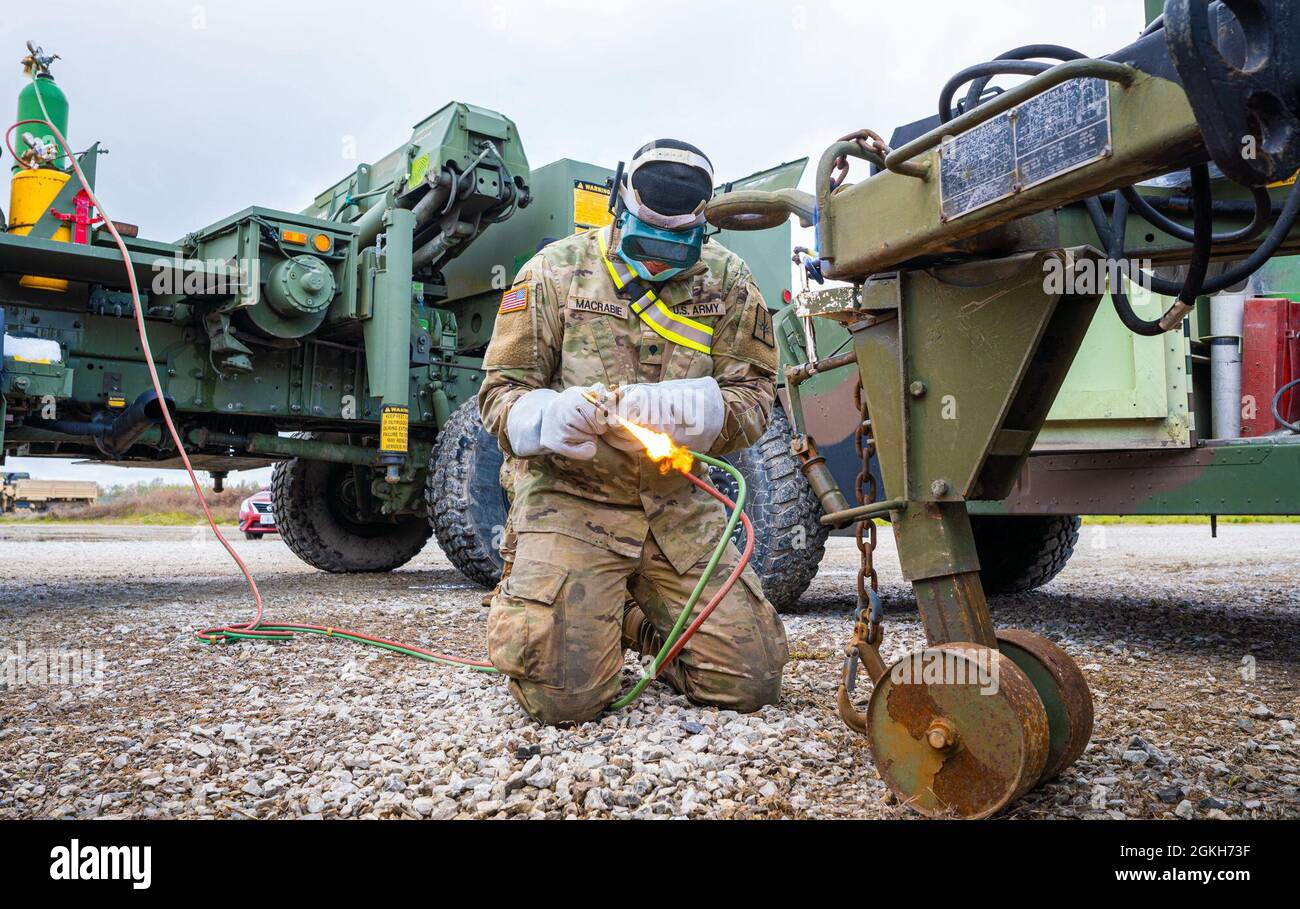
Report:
0,42,825,606
6,17,1297,623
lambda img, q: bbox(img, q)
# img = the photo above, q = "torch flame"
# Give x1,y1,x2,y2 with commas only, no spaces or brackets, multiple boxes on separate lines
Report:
617,418,695,474
580,388,695,473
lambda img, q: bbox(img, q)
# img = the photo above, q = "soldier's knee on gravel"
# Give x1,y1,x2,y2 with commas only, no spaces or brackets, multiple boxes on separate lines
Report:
488,533,786,725
627,546,787,714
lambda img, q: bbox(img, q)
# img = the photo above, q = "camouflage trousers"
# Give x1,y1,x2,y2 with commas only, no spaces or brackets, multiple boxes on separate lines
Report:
487,530,789,725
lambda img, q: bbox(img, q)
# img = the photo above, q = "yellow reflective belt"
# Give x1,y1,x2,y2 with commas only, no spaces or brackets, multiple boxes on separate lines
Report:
597,231,713,355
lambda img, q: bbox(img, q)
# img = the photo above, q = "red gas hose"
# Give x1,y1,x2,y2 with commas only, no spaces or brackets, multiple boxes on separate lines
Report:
12,102,269,634
14,97,755,697
661,470,756,672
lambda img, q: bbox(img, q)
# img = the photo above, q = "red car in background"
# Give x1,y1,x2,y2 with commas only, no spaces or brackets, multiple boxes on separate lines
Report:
238,488,277,540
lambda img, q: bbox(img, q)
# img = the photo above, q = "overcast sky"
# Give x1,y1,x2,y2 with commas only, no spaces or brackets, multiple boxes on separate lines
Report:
5,0,1153,486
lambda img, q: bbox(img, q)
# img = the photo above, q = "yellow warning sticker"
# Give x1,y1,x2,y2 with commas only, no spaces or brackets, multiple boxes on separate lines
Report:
408,153,431,190
379,405,409,453
107,394,127,408
1269,170,1298,189
573,180,613,233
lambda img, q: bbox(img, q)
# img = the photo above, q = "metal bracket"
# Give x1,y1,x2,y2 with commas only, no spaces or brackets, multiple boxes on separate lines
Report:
29,143,99,241
1166,0,1300,185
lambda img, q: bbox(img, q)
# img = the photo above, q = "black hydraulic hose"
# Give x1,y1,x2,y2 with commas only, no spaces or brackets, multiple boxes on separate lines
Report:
1122,183,1274,245
1197,182,1300,296
940,42,1300,335
1086,194,1183,295
962,45,1088,114
1104,195,1172,335
1272,378,1300,433
1179,164,1215,303
940,44,1087,122
1101,191,1283,219
441,161,465,217
939,60,1052,123
1101,180,1300,298
1083,179,1295,302
1102,164,1214,336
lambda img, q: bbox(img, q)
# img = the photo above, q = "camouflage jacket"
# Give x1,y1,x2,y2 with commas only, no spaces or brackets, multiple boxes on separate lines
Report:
477,226,777,573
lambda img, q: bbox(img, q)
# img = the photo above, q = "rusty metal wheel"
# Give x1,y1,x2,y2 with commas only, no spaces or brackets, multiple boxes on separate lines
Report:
995,629,1094,783
867,642,1049,819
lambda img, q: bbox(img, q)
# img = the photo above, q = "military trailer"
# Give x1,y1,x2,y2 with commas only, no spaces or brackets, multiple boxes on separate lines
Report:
704,0,1300,815
780,249,1300,596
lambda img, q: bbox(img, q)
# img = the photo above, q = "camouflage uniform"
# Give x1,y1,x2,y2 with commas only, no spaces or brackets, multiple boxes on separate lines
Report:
481,456,523,608
478,226,789,724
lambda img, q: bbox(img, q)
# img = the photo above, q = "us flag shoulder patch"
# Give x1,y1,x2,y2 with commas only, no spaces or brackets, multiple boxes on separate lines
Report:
499,284,530,314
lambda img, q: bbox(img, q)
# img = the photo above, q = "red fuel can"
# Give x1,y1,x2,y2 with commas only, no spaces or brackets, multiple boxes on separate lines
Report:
1241,297,1300,435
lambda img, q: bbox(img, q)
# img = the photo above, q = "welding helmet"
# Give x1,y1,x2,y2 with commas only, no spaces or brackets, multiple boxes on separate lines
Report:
612,140,714,283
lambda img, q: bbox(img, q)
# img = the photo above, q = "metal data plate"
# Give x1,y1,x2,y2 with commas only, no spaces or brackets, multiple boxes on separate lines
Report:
939,78,1112,221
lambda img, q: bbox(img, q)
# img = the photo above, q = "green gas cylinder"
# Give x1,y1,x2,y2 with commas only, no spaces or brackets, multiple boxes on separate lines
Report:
13,73,68,172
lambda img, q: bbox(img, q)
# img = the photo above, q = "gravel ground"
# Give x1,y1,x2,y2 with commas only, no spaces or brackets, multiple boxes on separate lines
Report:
0,522,1296,820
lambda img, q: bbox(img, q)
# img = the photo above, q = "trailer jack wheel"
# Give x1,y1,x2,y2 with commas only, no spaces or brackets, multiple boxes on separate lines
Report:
995,629,1093,784
866,642,1050,819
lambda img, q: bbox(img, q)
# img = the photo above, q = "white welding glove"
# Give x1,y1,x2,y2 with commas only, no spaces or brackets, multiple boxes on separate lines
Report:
506,386,606,460
607,377,726,454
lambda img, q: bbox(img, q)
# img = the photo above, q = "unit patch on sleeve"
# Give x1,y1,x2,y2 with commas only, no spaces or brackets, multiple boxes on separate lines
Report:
498,283,531,315
751,302,776,348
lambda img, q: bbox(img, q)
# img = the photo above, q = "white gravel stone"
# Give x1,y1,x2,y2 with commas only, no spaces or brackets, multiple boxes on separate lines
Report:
1,524,1297,820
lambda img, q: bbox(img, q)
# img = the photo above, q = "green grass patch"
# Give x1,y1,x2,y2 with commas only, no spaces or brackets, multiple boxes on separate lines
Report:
0,479,252,525
1082,514,1300,525
0,510,233,526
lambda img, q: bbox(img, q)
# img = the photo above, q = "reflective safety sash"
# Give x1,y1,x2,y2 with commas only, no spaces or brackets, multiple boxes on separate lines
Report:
597,230,713,354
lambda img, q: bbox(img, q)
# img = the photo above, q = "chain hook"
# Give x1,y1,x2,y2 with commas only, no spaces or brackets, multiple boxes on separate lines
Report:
836,378,884,736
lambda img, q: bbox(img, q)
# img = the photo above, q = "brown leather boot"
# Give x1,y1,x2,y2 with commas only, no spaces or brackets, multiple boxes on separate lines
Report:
622,603,653,652
622,602,687,696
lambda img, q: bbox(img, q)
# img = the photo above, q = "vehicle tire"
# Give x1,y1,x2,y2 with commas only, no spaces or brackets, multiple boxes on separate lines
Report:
707,407,830,612
245,531,258,541
428,398,509,589
272,436,432,573
970,515,1081,595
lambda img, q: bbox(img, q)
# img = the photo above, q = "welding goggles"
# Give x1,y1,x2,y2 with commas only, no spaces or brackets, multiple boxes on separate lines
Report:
611,142,715,282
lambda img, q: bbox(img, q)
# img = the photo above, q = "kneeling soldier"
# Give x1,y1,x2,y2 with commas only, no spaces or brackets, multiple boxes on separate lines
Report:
477,140,788,724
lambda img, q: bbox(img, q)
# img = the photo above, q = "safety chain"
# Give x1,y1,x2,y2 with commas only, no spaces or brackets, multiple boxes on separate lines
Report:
836,378,886,734
830,128,893,191
853,379,878,609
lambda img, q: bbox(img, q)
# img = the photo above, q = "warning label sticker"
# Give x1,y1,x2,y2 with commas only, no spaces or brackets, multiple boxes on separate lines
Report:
379,405,409,453
574,180,614,233
939,77,1112,221
408,154,431,191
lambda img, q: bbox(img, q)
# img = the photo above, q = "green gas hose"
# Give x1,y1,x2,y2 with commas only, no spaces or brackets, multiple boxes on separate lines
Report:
608,453,746,709
199,452,750,713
